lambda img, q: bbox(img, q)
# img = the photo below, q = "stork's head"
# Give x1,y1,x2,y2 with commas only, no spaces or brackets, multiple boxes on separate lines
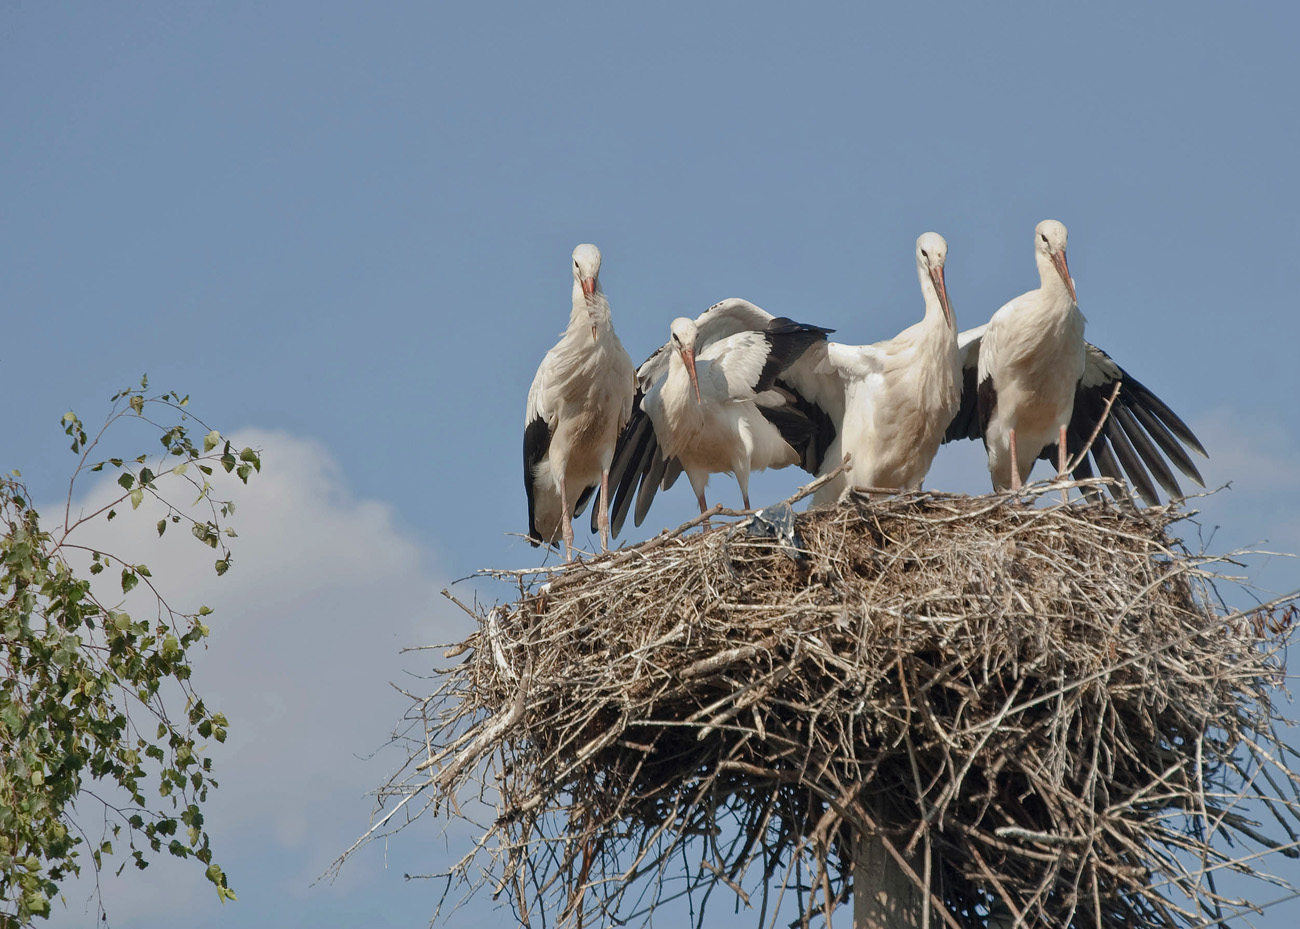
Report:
572,244,602,299
669,317,702,404
1034,220,1077,304
915,232,954,328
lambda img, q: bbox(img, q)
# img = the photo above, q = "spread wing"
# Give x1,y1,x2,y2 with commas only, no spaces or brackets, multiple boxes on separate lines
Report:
942,328,1207,504
602,309,832,536
1037,343,1207,505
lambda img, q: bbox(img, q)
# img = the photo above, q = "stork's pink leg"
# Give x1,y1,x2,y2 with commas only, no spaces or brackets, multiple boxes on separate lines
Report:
742,493,751,510
597,469,611,552
560,477,575,562
1057,424,1070,503
1008,428,1023,491
696,492,709,515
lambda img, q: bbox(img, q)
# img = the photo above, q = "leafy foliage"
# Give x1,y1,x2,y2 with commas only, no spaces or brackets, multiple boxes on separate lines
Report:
0,378,260,924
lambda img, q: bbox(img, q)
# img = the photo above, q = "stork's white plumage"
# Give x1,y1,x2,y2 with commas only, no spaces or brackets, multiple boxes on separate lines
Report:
605,309,832,531
781,232,963,504
943,222,1208,504
524,244,635,559
973,219,1085,490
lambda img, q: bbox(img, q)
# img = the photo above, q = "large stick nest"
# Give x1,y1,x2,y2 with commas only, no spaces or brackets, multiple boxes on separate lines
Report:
370,482,1299,928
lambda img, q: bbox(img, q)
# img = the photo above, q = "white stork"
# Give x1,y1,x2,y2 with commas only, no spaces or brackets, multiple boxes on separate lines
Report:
779,231,963,504
524,244,635,559
943,221,1207,503
603,310,832,531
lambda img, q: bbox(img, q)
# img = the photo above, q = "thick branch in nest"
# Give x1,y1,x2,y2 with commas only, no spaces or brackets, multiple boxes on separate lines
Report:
362,481,1300,929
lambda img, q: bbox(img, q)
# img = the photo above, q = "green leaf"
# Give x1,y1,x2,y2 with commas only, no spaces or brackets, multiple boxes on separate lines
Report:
4,382,255,909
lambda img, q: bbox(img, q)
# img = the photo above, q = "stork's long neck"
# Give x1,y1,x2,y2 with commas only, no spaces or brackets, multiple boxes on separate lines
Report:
661,351,704,445
569,283,612,337
916,262,955,338
1035,252,1076,313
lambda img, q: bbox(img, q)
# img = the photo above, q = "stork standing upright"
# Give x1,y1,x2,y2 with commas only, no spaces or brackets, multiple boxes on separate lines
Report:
524,244,635,559
604,310,832,531
943,221,1208,503
779,232,963,504
974,219,1084,490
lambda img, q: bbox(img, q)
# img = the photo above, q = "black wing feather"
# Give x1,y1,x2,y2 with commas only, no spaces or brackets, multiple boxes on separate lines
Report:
975,375,997,449
1088,424,1127,494
1036,347,1208,503
634,446,670,528
1118,374,1209,460
1112,403,1181,500
1123,398,1205,487
755,318,836,394
767,378,839,474
944,363,983,444
523,416,551,545
603,399,656,537
1103,413,1159,505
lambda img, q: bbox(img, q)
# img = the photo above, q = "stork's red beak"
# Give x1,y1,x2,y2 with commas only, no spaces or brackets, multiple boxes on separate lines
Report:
930,266,954,327
581,277,597,298
1052,251,1077,304
682,348,702,403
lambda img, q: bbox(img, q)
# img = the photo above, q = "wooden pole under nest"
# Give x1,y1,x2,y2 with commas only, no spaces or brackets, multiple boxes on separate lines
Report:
853,834,922,929
853,797,924,929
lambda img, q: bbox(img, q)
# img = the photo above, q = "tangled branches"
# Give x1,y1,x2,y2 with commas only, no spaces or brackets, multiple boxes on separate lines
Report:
353,481,1299,928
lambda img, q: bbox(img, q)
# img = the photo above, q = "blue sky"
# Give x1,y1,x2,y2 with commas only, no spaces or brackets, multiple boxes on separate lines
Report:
3,2,1299,926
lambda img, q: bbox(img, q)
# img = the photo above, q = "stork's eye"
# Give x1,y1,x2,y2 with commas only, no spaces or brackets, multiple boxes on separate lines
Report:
921,249,929,259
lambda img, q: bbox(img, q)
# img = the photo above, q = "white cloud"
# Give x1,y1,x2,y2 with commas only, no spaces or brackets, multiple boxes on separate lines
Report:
1190,406,1300,497
45,431,472,927
1180,408,1300,603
